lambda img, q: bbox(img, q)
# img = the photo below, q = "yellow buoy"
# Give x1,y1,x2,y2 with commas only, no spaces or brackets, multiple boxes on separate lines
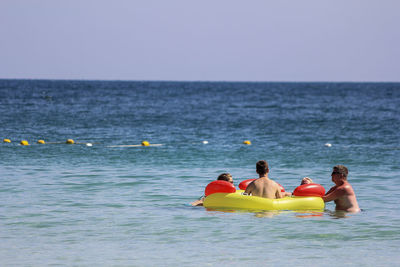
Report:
141,141,150,146
66,139,75,144
3,139,11,143
243,140,251,145
37,140,45,144
20,140,29,146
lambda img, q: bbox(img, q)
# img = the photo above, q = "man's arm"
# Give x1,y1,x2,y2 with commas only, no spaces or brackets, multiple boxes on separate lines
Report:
190,196,205,206
283,191,292,197
275,186,283,199
244,182,254,195
325,185,337,195
190,199,204,206
322,187,345,202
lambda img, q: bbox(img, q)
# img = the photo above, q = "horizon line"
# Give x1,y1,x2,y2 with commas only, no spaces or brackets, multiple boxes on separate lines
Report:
1,77,399,84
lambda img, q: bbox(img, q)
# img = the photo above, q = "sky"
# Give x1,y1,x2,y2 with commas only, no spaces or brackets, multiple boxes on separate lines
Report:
1,1,399,82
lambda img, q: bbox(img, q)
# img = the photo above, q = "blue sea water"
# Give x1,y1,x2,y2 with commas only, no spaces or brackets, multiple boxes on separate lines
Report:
0,79,399,266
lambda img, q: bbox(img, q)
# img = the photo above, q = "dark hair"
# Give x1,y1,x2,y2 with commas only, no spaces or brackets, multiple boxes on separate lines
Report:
333,165,348,179
217,173,233,183
256,160,269,175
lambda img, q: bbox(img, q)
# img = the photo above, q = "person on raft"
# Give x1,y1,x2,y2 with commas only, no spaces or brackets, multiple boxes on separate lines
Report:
244,160,283,199
300,177,313,185
322,165,360,213
191,173,234,206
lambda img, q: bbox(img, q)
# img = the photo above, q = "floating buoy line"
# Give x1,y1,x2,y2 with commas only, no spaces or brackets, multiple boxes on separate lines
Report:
3,138,163,147
3,139,333,148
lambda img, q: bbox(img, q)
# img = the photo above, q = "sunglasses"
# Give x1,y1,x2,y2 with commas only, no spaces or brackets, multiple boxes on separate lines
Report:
331,171,340,175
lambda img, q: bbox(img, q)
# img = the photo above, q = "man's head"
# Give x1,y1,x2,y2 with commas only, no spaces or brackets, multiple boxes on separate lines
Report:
301,177,313,185
332,165,348,180
256,160,269,175
217,173,233,184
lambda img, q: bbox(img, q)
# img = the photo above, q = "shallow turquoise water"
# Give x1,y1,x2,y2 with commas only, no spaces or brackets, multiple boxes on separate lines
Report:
0,80,399,266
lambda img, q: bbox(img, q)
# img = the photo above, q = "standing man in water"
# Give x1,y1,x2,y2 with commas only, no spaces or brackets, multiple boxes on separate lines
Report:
322,165,360,212
244,160,283,199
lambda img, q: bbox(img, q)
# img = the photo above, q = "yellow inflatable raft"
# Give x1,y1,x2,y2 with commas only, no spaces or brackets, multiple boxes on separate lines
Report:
203,190,324,211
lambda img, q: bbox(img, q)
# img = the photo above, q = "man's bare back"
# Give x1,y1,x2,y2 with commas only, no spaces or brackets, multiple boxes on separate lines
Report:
244,177,282,199
245,160,283,199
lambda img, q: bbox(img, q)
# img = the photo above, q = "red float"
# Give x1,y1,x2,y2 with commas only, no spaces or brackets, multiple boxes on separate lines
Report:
204,180,236,196
238,179,256,190
238,178,285,192
293,183,325,197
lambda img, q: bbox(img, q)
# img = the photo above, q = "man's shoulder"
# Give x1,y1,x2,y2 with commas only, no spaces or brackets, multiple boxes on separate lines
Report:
253,177,265,183
251,178,269,187
342,183,355,194
333,184,355,197
268,179,280,186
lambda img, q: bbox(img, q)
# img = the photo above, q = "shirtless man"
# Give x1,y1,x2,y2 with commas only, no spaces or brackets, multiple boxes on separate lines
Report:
322,165,360,212
244,160,283,199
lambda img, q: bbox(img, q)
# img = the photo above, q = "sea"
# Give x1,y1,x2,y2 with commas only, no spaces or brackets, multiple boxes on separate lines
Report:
0,79,399,266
